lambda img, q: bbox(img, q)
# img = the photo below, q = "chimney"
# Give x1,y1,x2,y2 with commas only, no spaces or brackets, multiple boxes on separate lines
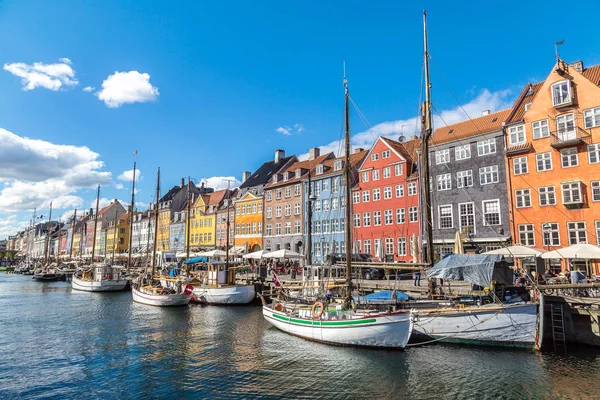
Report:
355,148,364,153
570,60,584,73
242,171,251,182
180,178,185,188
274,149,285,163
482,110,490,116
89,208,93,216
308,147,320,160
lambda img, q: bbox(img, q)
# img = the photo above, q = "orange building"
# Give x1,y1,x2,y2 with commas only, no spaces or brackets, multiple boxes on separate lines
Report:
234,192,264,252
505,59,600,273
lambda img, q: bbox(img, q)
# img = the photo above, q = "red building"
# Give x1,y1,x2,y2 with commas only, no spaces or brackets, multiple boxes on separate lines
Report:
352,136,421,262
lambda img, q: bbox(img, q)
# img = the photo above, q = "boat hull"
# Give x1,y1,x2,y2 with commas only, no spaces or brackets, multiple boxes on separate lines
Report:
192,285,255,305
132,287,191,307
71,276,128,292
32,274,61,282
411,303,538,348
263,306,413,348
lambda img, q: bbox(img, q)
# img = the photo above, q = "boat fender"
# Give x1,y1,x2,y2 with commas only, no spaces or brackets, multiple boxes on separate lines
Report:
411,312,420,323
274,302,284,312
311,301,324,319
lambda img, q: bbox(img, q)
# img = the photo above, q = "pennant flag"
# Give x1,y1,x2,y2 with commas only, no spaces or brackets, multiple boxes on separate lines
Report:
273,273,281,287
134,150,138,155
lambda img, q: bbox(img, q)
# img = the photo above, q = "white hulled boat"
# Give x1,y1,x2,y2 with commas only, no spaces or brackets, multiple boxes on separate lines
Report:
72,264,128,292
190,262,255,304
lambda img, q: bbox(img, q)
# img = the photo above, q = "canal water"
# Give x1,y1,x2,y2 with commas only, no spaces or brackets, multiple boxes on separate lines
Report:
1,274,599,400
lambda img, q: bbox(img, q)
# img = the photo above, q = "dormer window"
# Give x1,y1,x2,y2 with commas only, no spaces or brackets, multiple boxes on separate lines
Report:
524,102,532,111
295,169,301,178
273,174,278,183
316,164,324,175
334,160,342,171
283,173,289,182
552,80,573,107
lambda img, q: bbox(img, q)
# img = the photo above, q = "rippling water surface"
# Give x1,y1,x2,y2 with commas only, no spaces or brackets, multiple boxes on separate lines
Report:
1,274,600,399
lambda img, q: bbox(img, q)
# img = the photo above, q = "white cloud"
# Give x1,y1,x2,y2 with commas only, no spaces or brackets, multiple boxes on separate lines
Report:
276,123,304,136
200,176,241,190
3,58,78,91
299,89,513,160
117,168,142,182
115,183,124,190
83,86,95,92
0,215,29,239
97,71,159,108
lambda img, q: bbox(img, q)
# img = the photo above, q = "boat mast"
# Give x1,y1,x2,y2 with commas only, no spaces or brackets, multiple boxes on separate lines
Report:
111,209,118,265
150,168,161,278
69,209,77,261
185,177,192,276
306,169,313,265
56,215,61,265
91,185,100,264
225,180,231,269
44,202,53,266
420,10,434,266
127,161,136,269
343,70,353,300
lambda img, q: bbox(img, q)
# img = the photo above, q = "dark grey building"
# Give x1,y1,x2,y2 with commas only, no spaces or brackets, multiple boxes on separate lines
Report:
428,109,512,256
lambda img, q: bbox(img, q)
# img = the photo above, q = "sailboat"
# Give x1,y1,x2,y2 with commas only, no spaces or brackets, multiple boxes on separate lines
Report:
260,69,413,348
188,181,256,304
72,185,128,292
132,167,193,306
408,11,542,349
32,201,62,281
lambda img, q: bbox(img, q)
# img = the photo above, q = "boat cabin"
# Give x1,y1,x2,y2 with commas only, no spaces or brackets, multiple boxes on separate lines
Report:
206,262,235,287
92,265,122,282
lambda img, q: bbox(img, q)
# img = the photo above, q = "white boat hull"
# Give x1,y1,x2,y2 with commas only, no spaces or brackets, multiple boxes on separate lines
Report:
412,303,538,348
131,286,191,307
72,276,128,292
263,306,413,348
193,285,255,305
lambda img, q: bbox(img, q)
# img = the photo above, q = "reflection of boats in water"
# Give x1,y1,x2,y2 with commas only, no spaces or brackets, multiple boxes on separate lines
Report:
72,264,128,292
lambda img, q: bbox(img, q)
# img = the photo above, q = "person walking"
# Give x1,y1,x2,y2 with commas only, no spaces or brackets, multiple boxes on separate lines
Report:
413,267,421,287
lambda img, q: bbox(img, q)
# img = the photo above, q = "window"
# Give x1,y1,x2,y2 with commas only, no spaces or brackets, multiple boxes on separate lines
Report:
362,190,370,202
383,187,392,199
283,173,289,182
334,160,343,171
332,178,339,193
258,222,262,234
363,240,371,255
266,207,272,219
479,165,499,185
584,107,600,129
266,191,272,201
516,189,532,208
284,222,291,235
543,223,560,247
372,189,381,201
252,203,257,213
363,212,371,227
396,208,405,224
561,148,578,167
275,223,282,235
456,170,473,188
276,189,282,200
509,124,525,145
384,238,394,255
352,192,360,204
322,199,330,211
437,173,451,191
592,181,600,202
275,206,282,217
459,202,475,233
589,144,600,164
382,150,391,158
313,182,320,196
272,175,278,184
374,239,382,258
518,224,535,246
394,164,403,176
383,167,390,179
295,169,302,178
438,205,453,229
241,204,246,214
408,182,417,195
331,219,338,232
556,114,576,141
285,186,291,198
567,221,587,244
329,198,337,210
551,80,572,106
395,184,404,197
482,199,501,226
258,203,262,213
316,164,323,175
513,156,528,175
477,139,496,156
362,171,369,182
371,153,379,161
524,102,532,112
532,119,550,139
314,221,320,233
252,222,257,234
340,218,345,231
373,211,381,226
562,182,582,204
384,210,393,225
409,206,418,223
397,237,406,256
539,186,556,206
322,179,329,192
294,202,300,215
536,153,552,171
372,169,380,180
455,145,471,160
353,214,360,228
436,149,450,164
314,200,321,212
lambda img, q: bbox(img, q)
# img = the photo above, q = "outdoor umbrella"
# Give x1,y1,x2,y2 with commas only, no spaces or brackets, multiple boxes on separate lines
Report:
453,231,464,254
262,249,305,259
242,250,264,259
484,245,545,258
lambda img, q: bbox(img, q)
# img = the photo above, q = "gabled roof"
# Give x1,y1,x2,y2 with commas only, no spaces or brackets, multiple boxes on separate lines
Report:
505,83,542,125
581,63,600,86
207,189,228,205
239,155,296,189
313,150,368,179
431,109,511,146
380,136,420,162
264,152,334,188
160,186,181,203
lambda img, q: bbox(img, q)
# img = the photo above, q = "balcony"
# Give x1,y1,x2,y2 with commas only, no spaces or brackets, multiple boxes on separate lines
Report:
550,127,591,149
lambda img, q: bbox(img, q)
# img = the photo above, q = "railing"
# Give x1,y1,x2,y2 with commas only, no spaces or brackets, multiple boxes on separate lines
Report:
549,127,592,147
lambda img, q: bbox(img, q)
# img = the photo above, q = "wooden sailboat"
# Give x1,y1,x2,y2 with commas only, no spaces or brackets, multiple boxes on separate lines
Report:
260,69,413,348
132,167,193,306
408,11,541,349
33,202,62,281
72,185,128,291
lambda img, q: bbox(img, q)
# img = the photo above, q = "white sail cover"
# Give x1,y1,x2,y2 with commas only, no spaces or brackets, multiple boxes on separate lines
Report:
426,254,510,287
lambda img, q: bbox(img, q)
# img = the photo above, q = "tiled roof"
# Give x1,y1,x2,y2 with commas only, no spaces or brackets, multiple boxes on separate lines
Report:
315,150,369,179
380,136,420,162
264,152,334,188
582,64,600,86
239,155,296,189
431,109,511,146
505,142,533,155
207,189,228,205
505,83,543,125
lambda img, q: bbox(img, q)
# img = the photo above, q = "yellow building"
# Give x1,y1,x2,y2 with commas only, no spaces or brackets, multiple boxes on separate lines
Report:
234,192,263,252
189,191,227,249
157,207,171,251
106,213,130,255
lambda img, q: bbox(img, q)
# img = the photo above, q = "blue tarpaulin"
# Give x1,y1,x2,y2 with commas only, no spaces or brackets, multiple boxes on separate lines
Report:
185,257,207,264
355,290,409,302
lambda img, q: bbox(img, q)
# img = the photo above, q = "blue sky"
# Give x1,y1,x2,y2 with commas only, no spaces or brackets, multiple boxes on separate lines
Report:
1,0,600,238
